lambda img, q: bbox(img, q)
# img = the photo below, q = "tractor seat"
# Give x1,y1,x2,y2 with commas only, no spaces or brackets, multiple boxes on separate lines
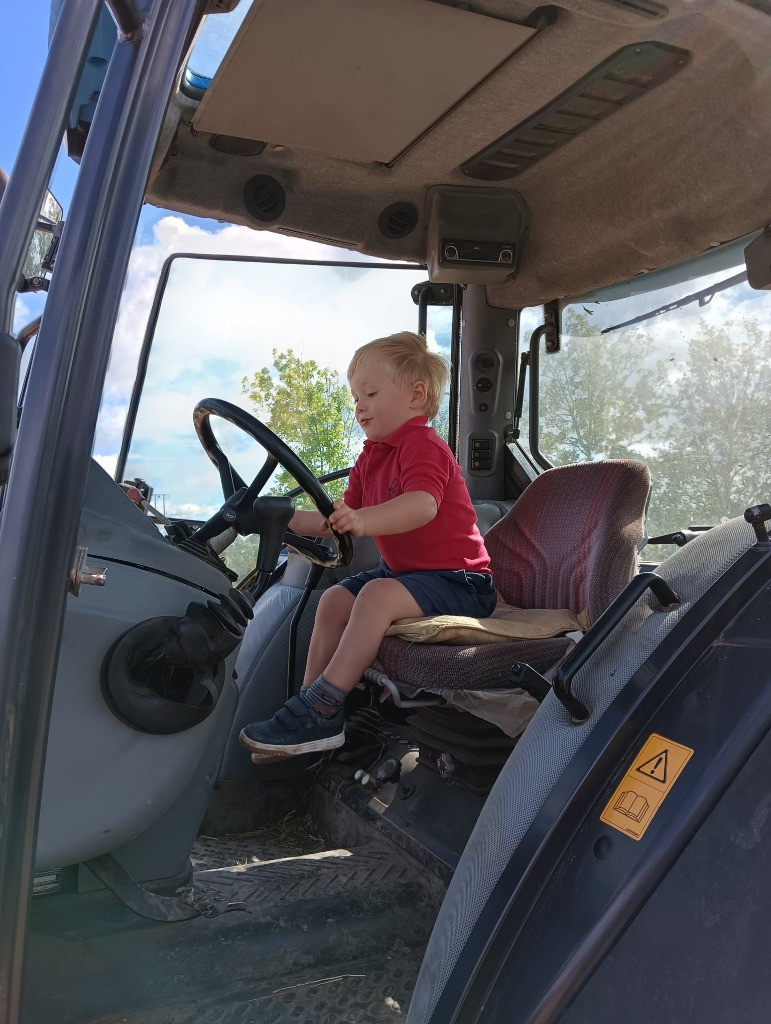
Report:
371,460,652,734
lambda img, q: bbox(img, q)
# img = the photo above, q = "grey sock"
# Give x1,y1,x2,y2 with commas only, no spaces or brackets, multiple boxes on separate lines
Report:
299,675,347,718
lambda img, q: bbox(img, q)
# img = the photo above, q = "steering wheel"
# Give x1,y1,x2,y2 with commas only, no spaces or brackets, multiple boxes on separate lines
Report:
190,398,353,572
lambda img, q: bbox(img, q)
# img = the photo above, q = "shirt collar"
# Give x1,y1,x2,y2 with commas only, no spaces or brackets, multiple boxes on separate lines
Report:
363,416,429,449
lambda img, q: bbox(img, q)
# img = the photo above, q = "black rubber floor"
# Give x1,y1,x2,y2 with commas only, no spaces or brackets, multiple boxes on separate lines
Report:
25,833,437,1024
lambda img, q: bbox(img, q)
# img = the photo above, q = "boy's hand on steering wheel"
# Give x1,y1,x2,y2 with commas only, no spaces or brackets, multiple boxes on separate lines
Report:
329,499,366,537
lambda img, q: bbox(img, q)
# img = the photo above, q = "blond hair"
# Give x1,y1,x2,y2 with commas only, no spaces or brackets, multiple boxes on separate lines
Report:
347,331,449,421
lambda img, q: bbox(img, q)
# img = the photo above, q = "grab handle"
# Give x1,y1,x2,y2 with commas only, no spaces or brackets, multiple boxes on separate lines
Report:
554,572,680,723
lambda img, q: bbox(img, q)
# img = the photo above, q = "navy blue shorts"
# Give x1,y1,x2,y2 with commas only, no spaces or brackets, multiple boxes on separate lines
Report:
338,559,497,618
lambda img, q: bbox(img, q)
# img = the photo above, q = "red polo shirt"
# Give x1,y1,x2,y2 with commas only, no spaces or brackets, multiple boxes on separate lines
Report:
344,417,491,574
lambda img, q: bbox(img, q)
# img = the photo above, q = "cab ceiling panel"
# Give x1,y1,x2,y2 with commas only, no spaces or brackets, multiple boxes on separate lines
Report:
148,0,771,307
192,0,537,164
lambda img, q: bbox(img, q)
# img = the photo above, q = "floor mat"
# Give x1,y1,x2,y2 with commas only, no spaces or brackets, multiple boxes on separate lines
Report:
27,834,436,1024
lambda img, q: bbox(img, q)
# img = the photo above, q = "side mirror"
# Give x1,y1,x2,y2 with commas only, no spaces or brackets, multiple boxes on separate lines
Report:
22,190,63,281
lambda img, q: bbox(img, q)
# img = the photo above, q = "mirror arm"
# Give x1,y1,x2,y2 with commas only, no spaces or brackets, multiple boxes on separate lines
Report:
16,318,42,354
41,221,64,275
16,277,50,295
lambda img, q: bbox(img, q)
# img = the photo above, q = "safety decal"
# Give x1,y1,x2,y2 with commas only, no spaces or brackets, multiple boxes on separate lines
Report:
600,733,694,841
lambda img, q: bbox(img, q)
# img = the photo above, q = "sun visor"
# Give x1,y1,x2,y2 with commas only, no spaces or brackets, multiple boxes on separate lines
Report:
192,0,536,164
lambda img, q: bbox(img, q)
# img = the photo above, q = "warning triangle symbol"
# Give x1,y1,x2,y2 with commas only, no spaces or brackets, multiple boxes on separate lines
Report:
636,749,668,783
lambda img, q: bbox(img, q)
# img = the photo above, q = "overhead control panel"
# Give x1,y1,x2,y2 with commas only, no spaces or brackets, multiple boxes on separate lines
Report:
426,186,530,285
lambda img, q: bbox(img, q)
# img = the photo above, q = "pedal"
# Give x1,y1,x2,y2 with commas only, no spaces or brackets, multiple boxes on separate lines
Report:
250,749,291,764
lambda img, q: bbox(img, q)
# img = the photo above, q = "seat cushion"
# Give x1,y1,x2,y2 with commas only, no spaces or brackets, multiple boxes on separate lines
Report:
385,606,587,646
377,634,572,692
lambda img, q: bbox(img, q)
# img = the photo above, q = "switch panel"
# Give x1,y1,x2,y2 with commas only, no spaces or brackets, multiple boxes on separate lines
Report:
470,349,501,415
468,434,496,474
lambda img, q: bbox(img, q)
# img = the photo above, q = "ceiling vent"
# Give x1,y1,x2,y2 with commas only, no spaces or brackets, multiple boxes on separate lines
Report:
735,0,771,12
378,202,419,239
243,175,286,222
211,135,266,156
598,0,668,18
461,41,689,181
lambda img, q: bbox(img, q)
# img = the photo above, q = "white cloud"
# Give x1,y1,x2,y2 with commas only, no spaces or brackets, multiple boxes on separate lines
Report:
93,453,118,476
93,213,424,517
170,501,221,520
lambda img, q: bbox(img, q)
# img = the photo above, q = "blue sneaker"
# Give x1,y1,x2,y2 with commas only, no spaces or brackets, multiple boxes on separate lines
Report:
239,695,345,760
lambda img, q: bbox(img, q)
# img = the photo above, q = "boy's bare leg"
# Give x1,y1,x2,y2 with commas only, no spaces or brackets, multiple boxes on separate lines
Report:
302,585,356,687
323,578,423,691
240,578,422,760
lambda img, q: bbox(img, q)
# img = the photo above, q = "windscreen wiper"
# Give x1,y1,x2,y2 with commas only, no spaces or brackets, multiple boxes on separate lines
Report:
600,270,747,334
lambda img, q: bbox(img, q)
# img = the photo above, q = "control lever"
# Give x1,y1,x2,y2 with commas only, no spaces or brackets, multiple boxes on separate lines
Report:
509,662,552,702
189,488,247,544
647,527,711,548
252,496,295,575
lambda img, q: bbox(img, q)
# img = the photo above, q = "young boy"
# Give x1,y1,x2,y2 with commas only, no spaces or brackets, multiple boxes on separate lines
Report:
239,331,496,760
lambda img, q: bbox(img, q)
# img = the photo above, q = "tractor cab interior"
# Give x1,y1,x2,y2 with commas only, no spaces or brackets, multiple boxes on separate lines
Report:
3,1,771,1022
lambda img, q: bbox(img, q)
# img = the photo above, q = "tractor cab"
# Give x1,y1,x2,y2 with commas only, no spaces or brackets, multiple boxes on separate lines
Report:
1,1,770,1022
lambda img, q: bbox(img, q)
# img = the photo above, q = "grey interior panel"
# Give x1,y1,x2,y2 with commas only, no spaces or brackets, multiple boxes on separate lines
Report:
407,515,757,1024
108,678,238,884
80,459,232,594
36,460,241,872
37,561,240,871
220,582,312,780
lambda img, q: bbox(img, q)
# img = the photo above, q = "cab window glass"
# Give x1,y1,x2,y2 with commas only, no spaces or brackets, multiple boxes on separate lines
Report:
119,259,450,575
426,302,453,442
527,268,771,545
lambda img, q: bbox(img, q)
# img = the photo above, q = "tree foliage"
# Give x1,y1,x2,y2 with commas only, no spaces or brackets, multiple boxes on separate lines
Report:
242,349,360,506
539,312,670,463
646,320,771,533
538,311,771,541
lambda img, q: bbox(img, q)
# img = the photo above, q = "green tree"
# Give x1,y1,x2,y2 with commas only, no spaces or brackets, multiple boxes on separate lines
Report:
538,311,671,463
432,392,451,442
533,310,771,542
242,349,360,507
646,320,771,534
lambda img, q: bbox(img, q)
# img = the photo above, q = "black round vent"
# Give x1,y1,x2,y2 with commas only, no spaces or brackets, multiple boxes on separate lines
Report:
243,175,286,223
211,135,266,156
378,202,418,239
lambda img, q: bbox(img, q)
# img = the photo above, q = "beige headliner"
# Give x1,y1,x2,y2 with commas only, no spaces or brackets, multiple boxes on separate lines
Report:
147,0,771,308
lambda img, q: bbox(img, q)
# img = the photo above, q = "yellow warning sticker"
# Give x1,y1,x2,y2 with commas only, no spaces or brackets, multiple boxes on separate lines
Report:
600,733,694,841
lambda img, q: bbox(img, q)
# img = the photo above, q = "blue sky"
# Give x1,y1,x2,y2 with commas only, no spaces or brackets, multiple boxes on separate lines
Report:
1,3,245,259
2,3,78,209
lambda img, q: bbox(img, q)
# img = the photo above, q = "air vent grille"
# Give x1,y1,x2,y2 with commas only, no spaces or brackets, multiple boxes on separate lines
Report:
462,42,688,181
378,202,419,239
599,0,668,18
243,175,286,223
735,0,771,13
211,135,266,156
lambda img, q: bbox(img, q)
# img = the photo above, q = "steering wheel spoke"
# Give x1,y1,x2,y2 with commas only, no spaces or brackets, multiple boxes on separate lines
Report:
284,529,346,567
209,442,248,499
192,398,353,574
241,455,279,509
